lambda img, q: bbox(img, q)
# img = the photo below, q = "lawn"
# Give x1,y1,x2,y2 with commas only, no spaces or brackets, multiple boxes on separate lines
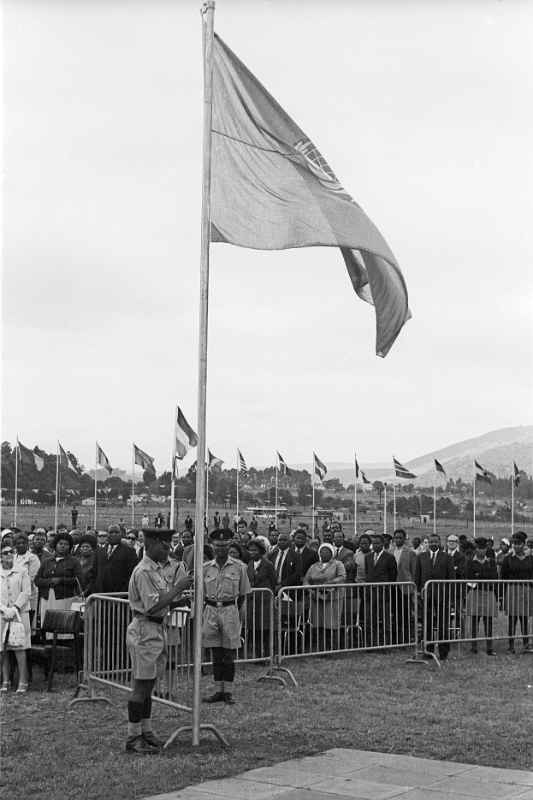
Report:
2,650,532,800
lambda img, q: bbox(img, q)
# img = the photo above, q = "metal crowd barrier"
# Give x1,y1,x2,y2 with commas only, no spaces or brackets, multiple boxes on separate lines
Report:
421,579,533,665
270,581,418,684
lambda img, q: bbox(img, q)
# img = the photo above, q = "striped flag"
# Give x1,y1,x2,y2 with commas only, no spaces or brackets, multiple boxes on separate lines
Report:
208,449,224,470
237,449,248,475
475,460,495,484
134,443,155,473
393,456,417,480
313,452,327,481
17,439,45,472
96,442,113,475
59,442,80,473
277,451,291,476
175,407,199,460
513,462,521,488
434,458,446,476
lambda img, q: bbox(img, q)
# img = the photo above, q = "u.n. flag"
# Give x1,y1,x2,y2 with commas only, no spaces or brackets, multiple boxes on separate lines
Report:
210,35,410,357
277,451,291,476
237,449,248,475
175,407,199,460
134,444,155,473
393,456,417,480
313,452,327,481
96,442,113,475
475,460,494,484
434,458,446,476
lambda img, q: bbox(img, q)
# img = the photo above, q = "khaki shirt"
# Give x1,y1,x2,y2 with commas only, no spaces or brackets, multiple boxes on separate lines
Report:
128,555,170,615
203,557,251,603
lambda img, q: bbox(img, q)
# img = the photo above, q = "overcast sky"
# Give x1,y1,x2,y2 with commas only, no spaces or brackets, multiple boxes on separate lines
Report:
2,0,532,475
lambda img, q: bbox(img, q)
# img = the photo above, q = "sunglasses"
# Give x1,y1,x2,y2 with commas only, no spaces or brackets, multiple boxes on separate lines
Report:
127,537,137,541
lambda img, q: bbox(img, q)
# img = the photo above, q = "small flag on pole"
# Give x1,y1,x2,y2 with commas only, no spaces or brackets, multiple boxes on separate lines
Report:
59,442,80,473
313,452,327,482
237,449,248,476
475,460,494,484
361,470,371,485
434,458,446,476
96,443,113,475
210,35,411,358
208,449,224,470
513,462,521,488
17,439,45,472
175,407,199,460
277,451,291,476
355,457,360,479
393,456,417,480
134,444,155,473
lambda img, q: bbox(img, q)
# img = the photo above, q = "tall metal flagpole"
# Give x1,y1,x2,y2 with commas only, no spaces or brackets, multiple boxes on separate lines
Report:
131,445,135,528
170,406,177,529
393,482,397,531
94,443,98,530
511,466,515,538
54,441,60,532
206,461,209,530
274,458,279,528
383,483,387,536
353,452,357,540
312,454,315,538
236,449,239,522
433,482,437,535
191,0,215,748
14,437,19,527
472,460,476,538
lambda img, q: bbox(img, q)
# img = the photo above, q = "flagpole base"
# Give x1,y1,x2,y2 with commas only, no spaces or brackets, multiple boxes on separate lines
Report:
164,723,229,750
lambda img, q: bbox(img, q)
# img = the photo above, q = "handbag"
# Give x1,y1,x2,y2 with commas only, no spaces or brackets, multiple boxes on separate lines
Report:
7,608,27,648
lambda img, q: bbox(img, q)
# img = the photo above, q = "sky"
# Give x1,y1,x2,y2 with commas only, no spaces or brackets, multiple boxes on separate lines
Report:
2,0,533,475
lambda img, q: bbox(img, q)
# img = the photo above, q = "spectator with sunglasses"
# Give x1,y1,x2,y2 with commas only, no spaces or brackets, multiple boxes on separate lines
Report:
1,543,31,693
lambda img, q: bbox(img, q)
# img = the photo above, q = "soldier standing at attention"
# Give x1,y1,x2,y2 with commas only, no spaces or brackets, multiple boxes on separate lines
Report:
126,528,193,753
202,528,251,704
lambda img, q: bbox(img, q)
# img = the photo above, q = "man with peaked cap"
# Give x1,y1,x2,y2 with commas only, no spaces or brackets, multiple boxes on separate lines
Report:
125,529,193,753
202,528,251,704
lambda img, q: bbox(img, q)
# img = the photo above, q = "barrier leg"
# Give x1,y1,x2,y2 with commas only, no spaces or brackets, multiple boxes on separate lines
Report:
163,723,229,749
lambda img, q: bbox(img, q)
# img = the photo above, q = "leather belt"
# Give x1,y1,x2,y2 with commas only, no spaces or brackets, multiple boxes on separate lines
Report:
133,611,165,624
204,599,236,608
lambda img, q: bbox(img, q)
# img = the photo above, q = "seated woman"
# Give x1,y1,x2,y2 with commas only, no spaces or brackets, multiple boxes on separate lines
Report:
303,543,346,651
75,534,98,598
246,539,276,659
1,542,31,693
501,531,533,653
35,532,83,630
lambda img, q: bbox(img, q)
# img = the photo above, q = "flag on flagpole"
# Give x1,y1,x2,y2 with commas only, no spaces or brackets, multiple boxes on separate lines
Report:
208,449,224,470
361,470,371,485
434,458,446,476
475,460,495,484
58,442,80,473
134,444,155,473
237,449,248,476
393,456,417,480
96,443,113,475
17,439,45,472
277,451,291,476
355,456,360,479
313,452,327,482
210,35,410,358
513,462,521,488
173,455,180,480
175,407,199,460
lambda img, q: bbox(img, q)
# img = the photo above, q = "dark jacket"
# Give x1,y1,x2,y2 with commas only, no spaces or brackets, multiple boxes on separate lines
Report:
35,555,83,600
75,554,98,596
415,549,454,592
95,543,138,593
268,546,299,588
501,553,533,581
449,549,467,580
291,546,319,584
465,556,497,582
365,550,398,583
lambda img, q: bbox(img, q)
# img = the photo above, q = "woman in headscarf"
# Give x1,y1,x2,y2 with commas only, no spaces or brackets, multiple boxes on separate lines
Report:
303,543,346,650
465,537,498,655
501,531,533,654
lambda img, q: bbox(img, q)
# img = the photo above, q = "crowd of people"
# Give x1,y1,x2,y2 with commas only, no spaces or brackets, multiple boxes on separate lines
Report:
1,514,532,695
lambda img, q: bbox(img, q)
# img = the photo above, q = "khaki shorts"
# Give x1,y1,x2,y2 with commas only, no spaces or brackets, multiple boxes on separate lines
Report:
202,604,241,649
126,617,167,681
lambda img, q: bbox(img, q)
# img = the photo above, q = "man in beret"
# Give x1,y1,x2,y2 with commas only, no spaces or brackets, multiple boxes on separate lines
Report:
202,528,251,704
126,528,193,753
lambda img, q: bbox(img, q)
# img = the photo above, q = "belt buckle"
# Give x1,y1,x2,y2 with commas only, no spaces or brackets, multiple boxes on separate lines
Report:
216,601,223,608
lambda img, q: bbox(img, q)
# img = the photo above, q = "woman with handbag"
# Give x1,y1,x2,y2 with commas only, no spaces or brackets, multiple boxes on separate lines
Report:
1,542,32,693
35,532,82,630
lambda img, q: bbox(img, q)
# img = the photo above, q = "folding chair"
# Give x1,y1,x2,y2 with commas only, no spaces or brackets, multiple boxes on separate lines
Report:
29,609,83,691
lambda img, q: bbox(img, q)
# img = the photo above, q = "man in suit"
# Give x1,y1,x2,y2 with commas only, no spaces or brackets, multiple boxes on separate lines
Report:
364,533,398,646
415,532,455,661
292,529,318,584
268,532,298,592
390,529,417,644
333,530,356,582
96,524,138,593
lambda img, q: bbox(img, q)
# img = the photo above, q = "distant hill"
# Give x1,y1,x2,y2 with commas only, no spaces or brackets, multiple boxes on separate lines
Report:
300,426,533,487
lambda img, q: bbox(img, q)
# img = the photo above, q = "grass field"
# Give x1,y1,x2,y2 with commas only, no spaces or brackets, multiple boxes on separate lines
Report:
2,650,532,800
3,503,531,546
